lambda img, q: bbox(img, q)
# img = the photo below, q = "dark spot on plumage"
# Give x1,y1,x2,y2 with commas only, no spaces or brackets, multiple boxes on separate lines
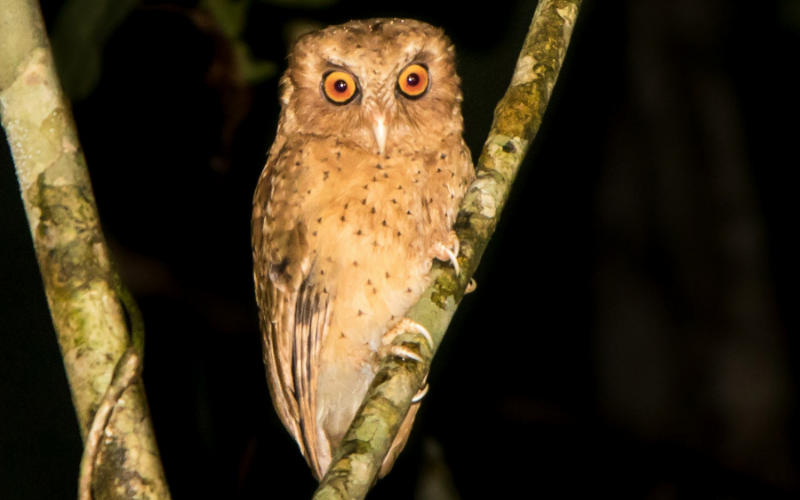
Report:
323,288,328,293
363,184,368,189
371,207,376,214
451,194,455,199
307,190,311,194
340,332,345,338
323,171,329,180
437,168,441,173
451,172,455,177
336,151,341,158
392,199,397,204
357,229,362,235
440,153,447,159
407,211,412,215
317,218,322,223
502,141,516,153
373,176,377,182
397,231,402,236
356,44,361,48
344,203,348,209
397,185,402,190
358,310,363,316
312,231,317,236
299,149,303,153
383,173,388,178
429,198,433,203
373,240,378,246
367,279,372,285
373,288,377,294
407,288,412,293
337,167,342,172
295,162,300,166
320,270,324,275
376,164,382,169
382,220,387,226
341,215,346,221
386,272,390,278
322,157,328,162
271,257,290,277
353,261,358,266
390,315,395,320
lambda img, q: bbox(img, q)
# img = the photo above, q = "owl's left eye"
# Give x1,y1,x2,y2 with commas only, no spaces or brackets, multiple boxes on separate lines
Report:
322,71,358,105
397,64,429,99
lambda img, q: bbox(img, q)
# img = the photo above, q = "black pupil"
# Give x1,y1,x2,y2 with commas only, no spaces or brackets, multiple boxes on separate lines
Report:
334,80,348,93
406,73,420,87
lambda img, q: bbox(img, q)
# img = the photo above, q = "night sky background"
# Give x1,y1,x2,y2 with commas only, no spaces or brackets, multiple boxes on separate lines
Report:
1,0,798,498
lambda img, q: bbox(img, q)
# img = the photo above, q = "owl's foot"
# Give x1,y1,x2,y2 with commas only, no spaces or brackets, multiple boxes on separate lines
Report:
380,318,433,363
432,231,461,275
465,278,477,294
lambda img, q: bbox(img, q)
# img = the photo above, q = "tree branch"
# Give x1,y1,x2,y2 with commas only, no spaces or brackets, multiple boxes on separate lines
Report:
312,1,582,498
0,1,171,498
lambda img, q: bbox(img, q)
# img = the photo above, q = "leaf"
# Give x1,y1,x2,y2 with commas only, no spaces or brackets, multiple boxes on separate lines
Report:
49,0,138,101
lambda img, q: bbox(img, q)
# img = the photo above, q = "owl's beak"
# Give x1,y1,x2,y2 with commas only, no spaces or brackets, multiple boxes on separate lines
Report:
372,114,387,156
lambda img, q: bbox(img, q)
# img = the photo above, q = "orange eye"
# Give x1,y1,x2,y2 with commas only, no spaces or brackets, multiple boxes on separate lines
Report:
322,71,358,104
397,64,429,98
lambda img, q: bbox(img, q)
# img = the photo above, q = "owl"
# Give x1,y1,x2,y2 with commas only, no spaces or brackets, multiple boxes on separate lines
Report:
252,18,474,480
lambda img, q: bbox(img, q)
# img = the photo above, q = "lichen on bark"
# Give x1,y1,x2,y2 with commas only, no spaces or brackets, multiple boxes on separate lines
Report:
312,1,583,499
1,0,171,498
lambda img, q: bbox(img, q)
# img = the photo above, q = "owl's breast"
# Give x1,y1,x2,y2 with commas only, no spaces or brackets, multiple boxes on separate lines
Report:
269,135,470,345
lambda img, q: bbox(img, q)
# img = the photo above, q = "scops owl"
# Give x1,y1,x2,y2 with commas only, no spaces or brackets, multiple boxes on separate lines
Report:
252,18,474,479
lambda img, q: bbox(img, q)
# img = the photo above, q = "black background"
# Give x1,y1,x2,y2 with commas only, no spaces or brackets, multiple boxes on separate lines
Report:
2,0,798,498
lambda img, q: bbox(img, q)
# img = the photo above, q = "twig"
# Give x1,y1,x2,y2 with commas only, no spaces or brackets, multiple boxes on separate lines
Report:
78,348,142,500
312,1,582,498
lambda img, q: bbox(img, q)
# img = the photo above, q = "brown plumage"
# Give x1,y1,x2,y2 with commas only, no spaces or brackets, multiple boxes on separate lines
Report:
252,18,474,479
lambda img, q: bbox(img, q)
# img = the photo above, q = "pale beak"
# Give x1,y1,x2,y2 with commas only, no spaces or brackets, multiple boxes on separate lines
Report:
372,114,387,156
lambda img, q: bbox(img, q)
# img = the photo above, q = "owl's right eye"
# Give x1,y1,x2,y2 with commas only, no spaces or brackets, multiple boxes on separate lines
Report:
322,71,358,105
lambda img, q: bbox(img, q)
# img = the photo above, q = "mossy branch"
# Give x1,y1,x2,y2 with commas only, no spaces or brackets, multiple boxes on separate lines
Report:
0,1,171,499
312,1,582,499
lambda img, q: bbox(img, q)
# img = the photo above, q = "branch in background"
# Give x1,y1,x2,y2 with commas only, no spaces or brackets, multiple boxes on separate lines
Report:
312,1,582,499
0,1,171,499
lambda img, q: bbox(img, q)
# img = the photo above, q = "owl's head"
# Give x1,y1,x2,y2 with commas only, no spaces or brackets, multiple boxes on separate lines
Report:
278,19,464,156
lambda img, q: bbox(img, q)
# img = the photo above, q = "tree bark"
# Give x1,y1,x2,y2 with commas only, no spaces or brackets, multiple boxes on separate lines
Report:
0,1,171,498
312,1,583,499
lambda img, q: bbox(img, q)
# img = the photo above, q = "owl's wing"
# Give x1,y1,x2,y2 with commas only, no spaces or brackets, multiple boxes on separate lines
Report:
252,153,330,479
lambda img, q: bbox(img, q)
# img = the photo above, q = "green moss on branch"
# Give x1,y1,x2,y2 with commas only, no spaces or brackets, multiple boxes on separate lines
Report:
0,1,171,498
312,1,582,499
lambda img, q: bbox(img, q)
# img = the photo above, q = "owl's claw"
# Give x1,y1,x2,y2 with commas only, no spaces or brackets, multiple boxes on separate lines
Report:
432,232,461,275
411,383,429,403
465,278,477,294
380,318,434,363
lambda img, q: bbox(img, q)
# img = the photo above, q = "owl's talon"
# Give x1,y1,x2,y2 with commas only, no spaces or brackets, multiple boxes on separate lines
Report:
432,233,461,275
411,383,429,403
465,278,477,294
382,318,434,351
388,345,423,363
434,243,460,275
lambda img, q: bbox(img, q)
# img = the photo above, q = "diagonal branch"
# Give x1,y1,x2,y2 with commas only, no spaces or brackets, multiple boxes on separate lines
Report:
0,1,171,499
312,1,582,499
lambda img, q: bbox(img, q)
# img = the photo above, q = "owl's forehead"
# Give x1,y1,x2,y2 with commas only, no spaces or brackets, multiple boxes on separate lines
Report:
292,18,450,80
